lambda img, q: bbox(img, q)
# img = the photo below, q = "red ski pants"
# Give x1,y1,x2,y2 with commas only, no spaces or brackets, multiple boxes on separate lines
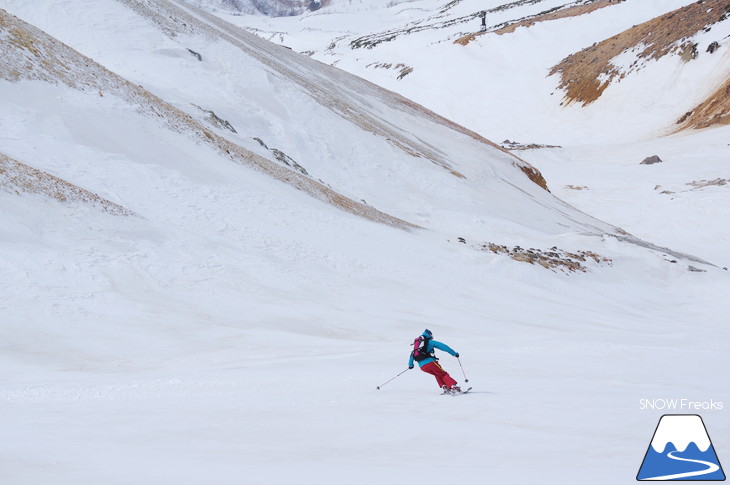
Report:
420,361,457,389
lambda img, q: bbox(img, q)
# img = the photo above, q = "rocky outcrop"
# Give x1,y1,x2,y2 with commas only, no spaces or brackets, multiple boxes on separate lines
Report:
198,0,329,16
254,138,309,176
641,155,663,165
475,241,613,273
707,41,721,54
193,104,238,133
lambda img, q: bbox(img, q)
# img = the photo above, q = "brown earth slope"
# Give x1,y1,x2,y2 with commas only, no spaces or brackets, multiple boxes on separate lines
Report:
676,77,730,130
0,152,135,215
549,0,730,106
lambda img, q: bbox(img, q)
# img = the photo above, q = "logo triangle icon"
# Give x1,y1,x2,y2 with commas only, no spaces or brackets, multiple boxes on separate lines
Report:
637,414,726,481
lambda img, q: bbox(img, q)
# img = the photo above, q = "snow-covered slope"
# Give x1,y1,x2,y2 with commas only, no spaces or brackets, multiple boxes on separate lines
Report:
183,0,321,16
0,152,136,215
0,6,419,230
1,1,728,485
0,0,637,241
218,0,730,262
231,0,730,143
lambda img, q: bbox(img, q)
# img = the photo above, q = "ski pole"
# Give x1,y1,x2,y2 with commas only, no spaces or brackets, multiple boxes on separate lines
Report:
376,368,410,390
457,356,469,383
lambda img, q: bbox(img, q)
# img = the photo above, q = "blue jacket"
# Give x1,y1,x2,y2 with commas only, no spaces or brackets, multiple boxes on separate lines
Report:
409,338,458,368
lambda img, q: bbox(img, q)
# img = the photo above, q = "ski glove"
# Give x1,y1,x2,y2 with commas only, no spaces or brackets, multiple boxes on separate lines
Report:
409,365,414,369
455,353,460,358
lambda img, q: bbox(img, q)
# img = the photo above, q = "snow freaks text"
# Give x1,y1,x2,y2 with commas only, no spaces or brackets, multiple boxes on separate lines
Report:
640,399,724,411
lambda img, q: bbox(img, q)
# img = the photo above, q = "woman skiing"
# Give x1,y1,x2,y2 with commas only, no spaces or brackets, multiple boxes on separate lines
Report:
408,329,462,394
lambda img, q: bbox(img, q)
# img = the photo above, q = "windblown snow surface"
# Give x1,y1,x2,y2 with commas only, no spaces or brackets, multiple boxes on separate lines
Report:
0,1,728,484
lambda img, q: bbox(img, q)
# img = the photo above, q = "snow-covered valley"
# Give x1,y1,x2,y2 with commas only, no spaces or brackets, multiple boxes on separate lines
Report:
1,1,728,484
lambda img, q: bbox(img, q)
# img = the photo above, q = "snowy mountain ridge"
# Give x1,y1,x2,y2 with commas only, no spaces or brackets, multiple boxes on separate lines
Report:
219,0,730,265
0,5,417,229
1,0,631,240
3,0,715,264
230,0,730,144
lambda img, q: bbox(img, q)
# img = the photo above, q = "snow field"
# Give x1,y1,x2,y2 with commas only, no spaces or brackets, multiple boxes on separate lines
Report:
0,1,728,484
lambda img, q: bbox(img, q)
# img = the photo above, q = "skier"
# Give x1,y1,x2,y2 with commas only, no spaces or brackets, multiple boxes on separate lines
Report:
408,329,462,394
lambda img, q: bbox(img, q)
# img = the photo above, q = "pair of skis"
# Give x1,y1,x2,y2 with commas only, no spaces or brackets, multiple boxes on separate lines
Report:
377,357,472,393
441,386,472,396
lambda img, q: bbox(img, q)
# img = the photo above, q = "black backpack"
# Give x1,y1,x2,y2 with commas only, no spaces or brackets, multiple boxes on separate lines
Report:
411,336,436,362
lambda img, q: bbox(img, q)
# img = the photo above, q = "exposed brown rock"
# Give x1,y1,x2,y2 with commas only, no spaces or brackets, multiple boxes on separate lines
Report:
476,242,612,273
519,165,550,192
675,77,730,130
687,178,728,188
549,0,730,106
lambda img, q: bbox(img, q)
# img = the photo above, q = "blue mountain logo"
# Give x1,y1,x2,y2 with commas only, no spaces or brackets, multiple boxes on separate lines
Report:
637,414,725,481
